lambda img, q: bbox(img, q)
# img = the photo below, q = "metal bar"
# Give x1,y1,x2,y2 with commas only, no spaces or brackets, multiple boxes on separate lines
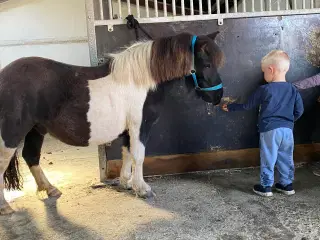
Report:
95,8,320,26
217,0,220,14
127,0,131,14
145,0,149,17
268,0,271,10
190,0,194,15
293,0,296,9
260,0,263,11
225,0,229,13
118,0,122,18
286,0,289,9
311,0,314,8
242,0,246,12
108,0,113,19
98,145,108,182
181,0,185,16
207,0,211,14
136,0,140,18
277,0,281,10
85,0,98,66
251,0,254,11
199,0,203,15
302,0,306,9
234,0,237,13
172,0,176,16
155,0,158,17
99,0,104,20
163,0,167,16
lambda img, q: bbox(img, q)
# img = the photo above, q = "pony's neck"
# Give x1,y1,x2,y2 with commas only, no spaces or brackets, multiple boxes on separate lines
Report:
109,33,193,90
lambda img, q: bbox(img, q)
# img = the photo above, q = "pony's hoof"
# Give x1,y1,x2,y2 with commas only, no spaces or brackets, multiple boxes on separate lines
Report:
120,178,132,190
137,190,156,199
47,187,62,198
0,205,14,215
145,190,156,198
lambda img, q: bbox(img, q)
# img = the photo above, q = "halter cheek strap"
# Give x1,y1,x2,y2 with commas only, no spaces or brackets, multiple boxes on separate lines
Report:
189,35,223,92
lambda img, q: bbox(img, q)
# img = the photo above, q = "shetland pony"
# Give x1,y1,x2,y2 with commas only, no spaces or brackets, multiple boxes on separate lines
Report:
0,32,224,214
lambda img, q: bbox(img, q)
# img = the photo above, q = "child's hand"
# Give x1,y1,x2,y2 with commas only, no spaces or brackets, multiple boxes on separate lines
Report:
221,104,229,112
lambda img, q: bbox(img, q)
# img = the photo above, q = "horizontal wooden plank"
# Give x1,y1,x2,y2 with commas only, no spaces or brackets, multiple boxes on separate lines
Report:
105,144,319,179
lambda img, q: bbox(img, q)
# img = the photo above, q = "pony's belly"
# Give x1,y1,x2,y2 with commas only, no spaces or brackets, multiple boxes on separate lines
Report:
87,110,126,145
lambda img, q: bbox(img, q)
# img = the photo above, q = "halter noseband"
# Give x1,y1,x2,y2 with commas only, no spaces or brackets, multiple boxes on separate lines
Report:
189,35,223,92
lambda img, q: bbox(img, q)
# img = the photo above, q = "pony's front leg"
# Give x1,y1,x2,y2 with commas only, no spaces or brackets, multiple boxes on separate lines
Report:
119,146,133,189
129,133,153,198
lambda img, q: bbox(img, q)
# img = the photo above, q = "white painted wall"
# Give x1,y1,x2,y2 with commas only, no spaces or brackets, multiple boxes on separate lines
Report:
0,0,90,68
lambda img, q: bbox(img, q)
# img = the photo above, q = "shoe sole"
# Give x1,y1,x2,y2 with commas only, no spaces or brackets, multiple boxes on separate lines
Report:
313,171,320,177
275,188,295,195
253,189,273,197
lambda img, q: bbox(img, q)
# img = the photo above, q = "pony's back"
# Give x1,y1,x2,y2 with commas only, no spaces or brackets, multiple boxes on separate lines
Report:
0,57,111,123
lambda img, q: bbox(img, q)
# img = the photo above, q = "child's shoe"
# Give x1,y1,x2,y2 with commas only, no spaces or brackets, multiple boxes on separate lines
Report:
253,184,273,197
275,183,295,195
312,161,320,177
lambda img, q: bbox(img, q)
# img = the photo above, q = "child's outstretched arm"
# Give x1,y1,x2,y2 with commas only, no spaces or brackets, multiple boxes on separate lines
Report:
294,92,304,121
293,73,320,90
222,87,263,112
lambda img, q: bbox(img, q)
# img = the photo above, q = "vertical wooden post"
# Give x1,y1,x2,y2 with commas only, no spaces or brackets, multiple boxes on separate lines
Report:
98,145,108,182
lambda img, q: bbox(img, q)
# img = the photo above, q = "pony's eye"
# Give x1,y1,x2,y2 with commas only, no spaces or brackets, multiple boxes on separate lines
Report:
204,64,211,68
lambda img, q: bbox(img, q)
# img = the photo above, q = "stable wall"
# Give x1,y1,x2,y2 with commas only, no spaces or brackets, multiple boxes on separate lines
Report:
0,0,90,68
98,13,320,178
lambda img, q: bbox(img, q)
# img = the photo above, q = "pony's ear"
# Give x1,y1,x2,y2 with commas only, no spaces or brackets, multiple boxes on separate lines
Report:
207,31,220,40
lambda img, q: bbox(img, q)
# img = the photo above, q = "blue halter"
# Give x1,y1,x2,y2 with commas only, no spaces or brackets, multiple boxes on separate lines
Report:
190,35,223,91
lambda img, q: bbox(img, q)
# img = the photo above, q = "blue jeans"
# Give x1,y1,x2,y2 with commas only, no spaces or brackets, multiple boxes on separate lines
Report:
260,128,294,187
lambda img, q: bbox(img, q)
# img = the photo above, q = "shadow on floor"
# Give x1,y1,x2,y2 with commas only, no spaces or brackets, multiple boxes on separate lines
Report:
43,198,104,240
0,209,44,240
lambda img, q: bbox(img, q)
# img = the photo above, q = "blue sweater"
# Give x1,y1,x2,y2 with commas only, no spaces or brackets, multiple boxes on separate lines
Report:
228,82,304,133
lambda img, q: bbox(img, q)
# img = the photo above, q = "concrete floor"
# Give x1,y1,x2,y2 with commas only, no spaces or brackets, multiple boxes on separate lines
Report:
0,137,320,240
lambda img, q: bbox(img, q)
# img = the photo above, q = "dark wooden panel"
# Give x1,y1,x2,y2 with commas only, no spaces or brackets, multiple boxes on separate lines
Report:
95,14,320,161
105,144,319,179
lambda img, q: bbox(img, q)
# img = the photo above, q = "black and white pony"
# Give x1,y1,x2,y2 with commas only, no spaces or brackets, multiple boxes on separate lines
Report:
0,32,224,214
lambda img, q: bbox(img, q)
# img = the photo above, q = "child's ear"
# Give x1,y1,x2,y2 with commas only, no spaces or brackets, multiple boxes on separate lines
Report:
268,66,274,74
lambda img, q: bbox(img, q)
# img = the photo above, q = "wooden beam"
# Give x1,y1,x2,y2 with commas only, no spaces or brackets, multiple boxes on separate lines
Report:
105,144,319,179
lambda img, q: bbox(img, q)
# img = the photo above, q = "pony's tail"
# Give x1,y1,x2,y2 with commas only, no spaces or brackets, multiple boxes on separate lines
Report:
4,151,23,190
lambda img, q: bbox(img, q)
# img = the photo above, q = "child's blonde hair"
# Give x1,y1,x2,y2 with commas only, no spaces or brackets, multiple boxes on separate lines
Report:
261,50,290,72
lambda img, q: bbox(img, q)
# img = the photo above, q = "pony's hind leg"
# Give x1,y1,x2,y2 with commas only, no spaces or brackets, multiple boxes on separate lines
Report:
22,128,62,198
0,147,19,215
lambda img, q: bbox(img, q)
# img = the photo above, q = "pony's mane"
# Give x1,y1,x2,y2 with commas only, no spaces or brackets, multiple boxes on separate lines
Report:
109,33,194,89
109,41,156,89
150,33,193,84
